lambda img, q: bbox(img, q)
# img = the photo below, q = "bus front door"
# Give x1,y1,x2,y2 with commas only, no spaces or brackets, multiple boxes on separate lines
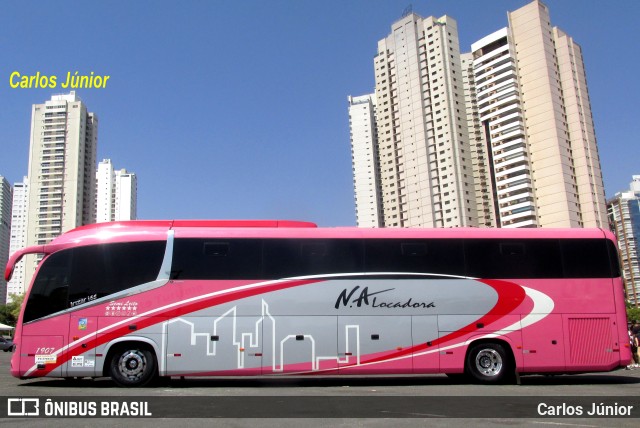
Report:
18,314,69,378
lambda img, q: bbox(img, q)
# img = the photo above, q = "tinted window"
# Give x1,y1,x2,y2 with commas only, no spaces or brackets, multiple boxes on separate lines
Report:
364,239,465,276
24,250,72,323
465,239,563,279
263,239,363,278
24,241,166,323
67,241,166,305
561,239,611,278
171,239,262,279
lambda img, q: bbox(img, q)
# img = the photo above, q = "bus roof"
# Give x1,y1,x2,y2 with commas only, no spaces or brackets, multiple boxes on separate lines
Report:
70,219,318,231
49,219,614,243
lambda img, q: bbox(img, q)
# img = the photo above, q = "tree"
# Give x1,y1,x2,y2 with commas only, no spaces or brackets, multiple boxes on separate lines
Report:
0,293,24,326
628,303,640,325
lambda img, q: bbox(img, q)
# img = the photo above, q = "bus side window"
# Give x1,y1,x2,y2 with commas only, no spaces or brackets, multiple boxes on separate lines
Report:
263,239,363,278
364,239,464,276
171,239,262,279
561,240,611,278
466,240,562,279
66,241,165,303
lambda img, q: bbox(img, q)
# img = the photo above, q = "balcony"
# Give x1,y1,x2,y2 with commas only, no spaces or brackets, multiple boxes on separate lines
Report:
489,117,524,136
475,69,516,94
502,218,537,228
476,78,517,100
494,154,528,170
493,143,526,160
498,190,534,205
501,208,536,223
499,200,535,215
474,61,515,86
473,53,512,76
495,164,529,180
478,86,518,111
480,104,522,123
472,43,510,70
492,137,525,154
496,178,532,196
490,128,525,145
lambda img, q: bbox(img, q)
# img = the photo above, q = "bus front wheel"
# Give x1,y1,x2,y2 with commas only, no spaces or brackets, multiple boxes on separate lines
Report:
466,342,512,384
108,346,157,387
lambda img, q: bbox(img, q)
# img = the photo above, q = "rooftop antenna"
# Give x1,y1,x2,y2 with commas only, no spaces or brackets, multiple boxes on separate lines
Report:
402,4,413,18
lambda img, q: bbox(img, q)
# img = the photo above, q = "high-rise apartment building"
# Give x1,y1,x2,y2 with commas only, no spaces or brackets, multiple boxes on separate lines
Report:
461,53,497,228
471,28,530,227
372,13,478,227
21,91,98,293
348,95,382,227
351,0,608,230
0,176,12,304
608,176,640,306
470,0,607,228
96,159,137,222
7,177,28,301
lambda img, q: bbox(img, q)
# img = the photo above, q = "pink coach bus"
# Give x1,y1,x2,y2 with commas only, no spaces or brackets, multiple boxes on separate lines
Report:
4,220,632,386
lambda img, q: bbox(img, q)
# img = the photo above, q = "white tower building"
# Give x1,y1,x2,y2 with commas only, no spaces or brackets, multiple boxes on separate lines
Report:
0,176,12,304
348,94,382,227
96,159,137,222
6,177,28,300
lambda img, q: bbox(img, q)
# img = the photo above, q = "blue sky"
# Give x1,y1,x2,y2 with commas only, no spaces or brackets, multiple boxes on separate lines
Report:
1,0,638,226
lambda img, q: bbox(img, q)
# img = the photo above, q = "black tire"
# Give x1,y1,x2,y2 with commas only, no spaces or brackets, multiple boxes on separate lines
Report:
108,346,157,387
466,342,512,384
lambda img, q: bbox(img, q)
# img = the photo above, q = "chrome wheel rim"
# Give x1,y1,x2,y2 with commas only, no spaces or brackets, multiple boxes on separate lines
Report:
118,350,147,380
475,349,503,377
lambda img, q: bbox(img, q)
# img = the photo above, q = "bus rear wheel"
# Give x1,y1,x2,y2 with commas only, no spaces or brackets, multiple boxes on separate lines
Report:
466,342,512,384
109,346,157,387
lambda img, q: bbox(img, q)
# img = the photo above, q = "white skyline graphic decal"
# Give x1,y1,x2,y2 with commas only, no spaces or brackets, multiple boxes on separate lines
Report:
161,300,362,372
